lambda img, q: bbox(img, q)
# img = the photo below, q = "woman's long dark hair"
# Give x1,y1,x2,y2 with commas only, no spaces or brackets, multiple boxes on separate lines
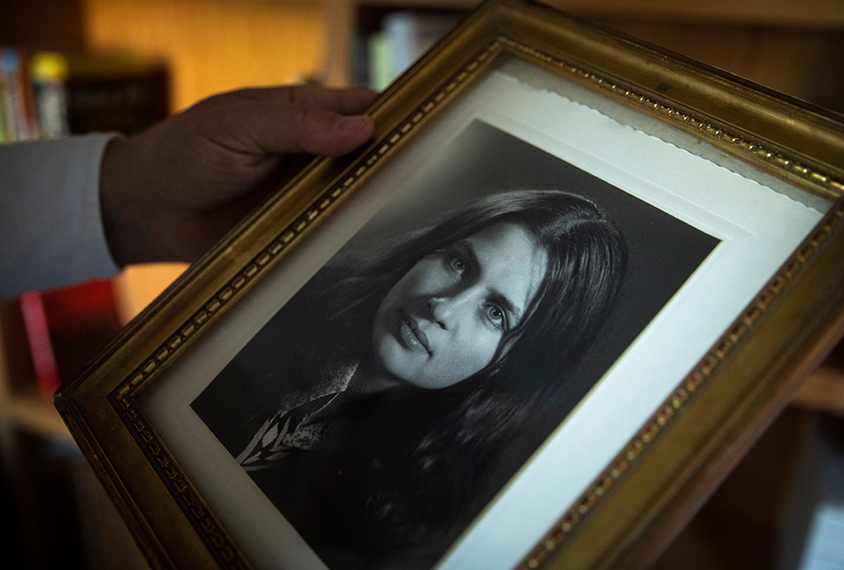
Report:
284,190,627,567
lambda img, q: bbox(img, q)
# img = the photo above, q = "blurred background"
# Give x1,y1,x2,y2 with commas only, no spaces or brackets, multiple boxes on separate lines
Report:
0,0,842,568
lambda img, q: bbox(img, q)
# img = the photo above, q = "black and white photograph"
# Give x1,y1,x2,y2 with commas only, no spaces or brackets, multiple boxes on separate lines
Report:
191,120,719,570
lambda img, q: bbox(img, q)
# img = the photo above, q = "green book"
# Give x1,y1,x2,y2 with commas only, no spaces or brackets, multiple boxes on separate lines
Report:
368,32,392,92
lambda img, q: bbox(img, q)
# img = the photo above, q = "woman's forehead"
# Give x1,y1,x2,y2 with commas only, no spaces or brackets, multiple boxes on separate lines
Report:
463,221,549,317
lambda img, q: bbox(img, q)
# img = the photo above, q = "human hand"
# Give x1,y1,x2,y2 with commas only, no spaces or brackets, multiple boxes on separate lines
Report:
100,85,377,266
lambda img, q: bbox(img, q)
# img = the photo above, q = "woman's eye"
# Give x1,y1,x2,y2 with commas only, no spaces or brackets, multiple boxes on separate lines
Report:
485,304,506,330
448,254,467,276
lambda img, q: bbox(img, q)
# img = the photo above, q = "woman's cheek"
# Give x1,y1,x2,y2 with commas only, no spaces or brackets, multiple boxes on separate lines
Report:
450,327,501,376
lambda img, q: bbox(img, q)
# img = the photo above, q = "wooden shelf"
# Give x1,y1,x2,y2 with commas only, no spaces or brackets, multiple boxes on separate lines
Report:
793,356,844,417
539,0,844,27
321,0,844,117
793,336,844,415
325,0,844,25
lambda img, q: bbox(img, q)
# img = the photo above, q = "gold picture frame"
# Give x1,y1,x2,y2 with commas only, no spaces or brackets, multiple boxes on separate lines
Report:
56,1,844,568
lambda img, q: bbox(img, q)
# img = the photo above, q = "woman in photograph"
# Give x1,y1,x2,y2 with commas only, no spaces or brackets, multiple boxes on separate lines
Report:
194,189,628,569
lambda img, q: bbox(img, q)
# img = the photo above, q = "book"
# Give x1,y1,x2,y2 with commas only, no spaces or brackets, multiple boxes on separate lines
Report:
1,49,36,141
20,281,123,400
30,51,70,140
799,503,844,570
354,10,462,91
382,11,461,82
19,292,61,400
368,31,393,91
62,51,168,136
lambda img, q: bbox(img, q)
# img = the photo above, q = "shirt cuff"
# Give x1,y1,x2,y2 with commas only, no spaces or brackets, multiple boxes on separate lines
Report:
0,133,122,300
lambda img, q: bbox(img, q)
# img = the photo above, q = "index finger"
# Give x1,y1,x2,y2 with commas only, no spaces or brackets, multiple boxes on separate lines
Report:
243,85,379,116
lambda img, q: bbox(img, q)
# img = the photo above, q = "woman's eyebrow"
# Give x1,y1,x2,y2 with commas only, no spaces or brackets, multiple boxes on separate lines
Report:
454,240,480,271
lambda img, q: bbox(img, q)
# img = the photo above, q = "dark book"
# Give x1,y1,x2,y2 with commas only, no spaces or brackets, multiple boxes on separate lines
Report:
62,51,169,136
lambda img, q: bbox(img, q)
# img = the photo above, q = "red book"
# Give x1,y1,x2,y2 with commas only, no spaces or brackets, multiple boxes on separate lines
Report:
19,291,60,399
20,280,122,400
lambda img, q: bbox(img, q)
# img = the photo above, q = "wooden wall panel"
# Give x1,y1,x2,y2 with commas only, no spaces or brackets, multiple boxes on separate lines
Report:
83,0,326,112
597,20,844,114
0,0,85,49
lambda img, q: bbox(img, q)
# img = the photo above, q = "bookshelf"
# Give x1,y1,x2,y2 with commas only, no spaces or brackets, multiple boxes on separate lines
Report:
323,0,844,118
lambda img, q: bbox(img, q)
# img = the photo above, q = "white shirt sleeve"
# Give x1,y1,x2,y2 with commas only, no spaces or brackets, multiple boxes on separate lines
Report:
0,133,122,300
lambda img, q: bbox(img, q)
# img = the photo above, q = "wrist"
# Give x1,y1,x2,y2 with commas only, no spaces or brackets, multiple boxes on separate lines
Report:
100,134,159,266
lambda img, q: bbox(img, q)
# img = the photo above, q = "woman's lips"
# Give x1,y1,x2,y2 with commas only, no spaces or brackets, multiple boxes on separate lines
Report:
398,310,432,355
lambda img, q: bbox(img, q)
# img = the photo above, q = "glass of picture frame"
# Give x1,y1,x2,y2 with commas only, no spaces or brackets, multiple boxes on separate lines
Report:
56,0,844,568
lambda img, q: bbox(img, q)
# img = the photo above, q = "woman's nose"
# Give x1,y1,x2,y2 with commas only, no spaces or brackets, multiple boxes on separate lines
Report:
428,293,471,329
428,297,450,329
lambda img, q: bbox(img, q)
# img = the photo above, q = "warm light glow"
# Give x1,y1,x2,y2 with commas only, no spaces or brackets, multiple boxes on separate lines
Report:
114,264,189,324
83,0,326,112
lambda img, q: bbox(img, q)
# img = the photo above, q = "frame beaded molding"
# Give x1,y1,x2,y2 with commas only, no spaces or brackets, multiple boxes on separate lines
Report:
103,33,844,569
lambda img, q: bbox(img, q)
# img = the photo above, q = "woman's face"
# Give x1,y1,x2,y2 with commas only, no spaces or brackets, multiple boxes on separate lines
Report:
371,221,548,389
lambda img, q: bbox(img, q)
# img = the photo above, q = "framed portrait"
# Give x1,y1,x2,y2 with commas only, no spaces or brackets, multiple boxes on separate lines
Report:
56,0,844,569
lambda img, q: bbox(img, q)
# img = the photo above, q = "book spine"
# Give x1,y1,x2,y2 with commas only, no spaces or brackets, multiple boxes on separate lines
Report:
0,49,39,141
19,292,62,400
0,74,8,143
368,32,392,91
31,51,70,140
18,51,40,140
1,49,22,141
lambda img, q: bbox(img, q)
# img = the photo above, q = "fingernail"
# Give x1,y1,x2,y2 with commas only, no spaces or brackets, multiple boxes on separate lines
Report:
337,115,372,130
